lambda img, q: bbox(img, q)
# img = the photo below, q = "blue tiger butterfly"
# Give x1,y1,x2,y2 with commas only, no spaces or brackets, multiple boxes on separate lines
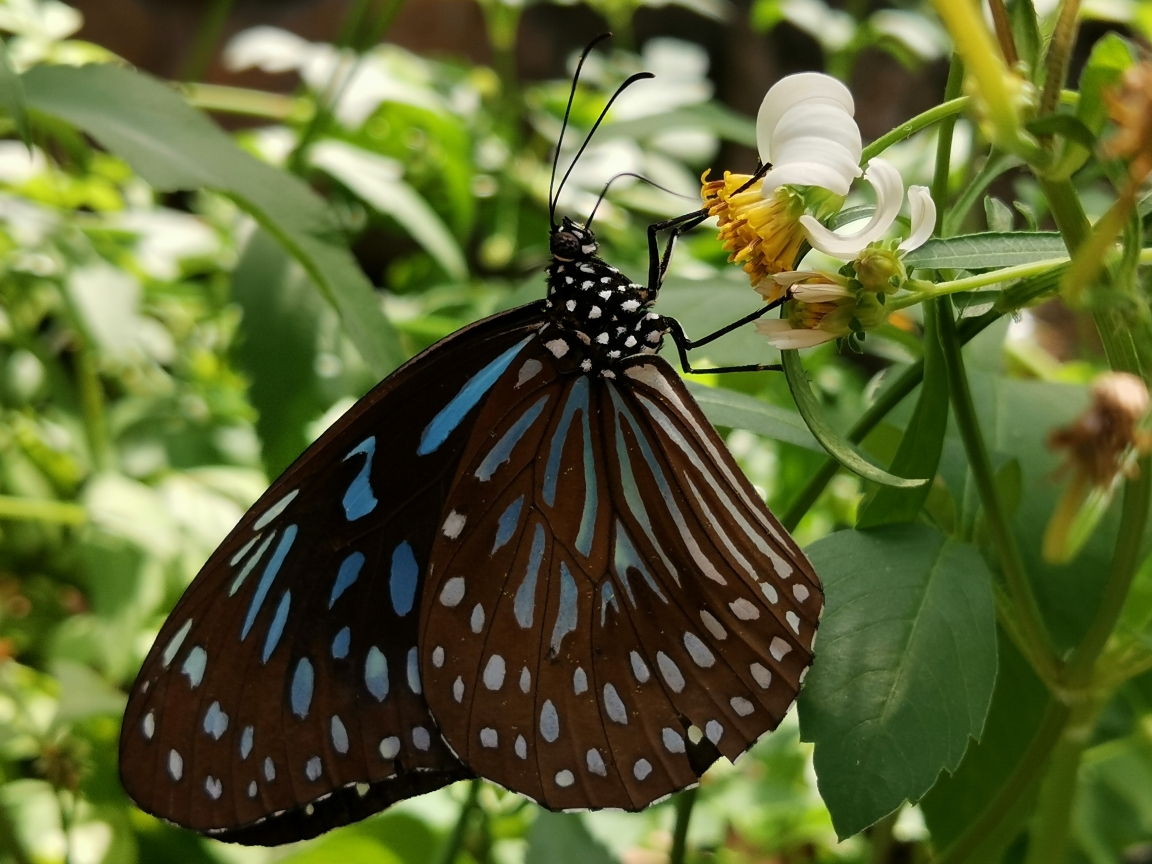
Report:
119,34,823,845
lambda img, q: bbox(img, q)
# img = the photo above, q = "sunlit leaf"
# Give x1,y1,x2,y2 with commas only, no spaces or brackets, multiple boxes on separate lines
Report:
902,232,1066,270
21,63,404,377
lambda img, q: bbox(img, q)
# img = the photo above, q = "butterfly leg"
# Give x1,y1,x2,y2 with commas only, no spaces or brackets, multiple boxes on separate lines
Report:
646,209,710,293
663,298,787,375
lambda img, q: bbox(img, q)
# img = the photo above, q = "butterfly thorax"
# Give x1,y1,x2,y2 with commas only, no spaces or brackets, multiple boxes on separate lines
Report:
544,218,668,374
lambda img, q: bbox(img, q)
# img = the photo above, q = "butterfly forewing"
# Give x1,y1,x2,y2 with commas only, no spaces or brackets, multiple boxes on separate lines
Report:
420,347,823,811
120,305,546,843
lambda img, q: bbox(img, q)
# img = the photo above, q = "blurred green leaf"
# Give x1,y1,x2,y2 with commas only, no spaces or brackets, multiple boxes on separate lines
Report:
280,832,404,864
311,140,468,282
856,299,948,527
921,636,1050,858
20,63,404,377
902,232,1066,270
51,661,125,722
526,811,619,864
231,229,329,476
599,101,756,148
1008,0,1042,81
798,524,998,838
0,37,29,147
783,349,926,488
686,381,821,452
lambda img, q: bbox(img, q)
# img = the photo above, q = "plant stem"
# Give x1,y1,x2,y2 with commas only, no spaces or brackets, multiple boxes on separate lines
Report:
987,0,1019,67
1039,0,1081,119
933,696,1071,864
1022,694,1098,864
669,786,698,864
860,97,969,163
435,779,481,864
0,496,86,524
75,345,109,473
931,56,964,234
181,0,235,83
937,301,1059,683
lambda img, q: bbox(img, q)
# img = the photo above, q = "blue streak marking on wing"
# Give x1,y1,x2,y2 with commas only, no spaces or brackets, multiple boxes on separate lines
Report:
365,646,388,701
514,523,546,628
418,336,534,456
342,438,378,521
262,590,291,662
229,531,276,596
614,521,666,604
600,582,619,627
332,626,350,659
241,525,298,641
291,658,313,718
608,388,679,581
543,377,589,506
329,551,365,608
389,542,419,616
575,396,597,557
550,563,578,653
476,395,549,481
493,496,524,554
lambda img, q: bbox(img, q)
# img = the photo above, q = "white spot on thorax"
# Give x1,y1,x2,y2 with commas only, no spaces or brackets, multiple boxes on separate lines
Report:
546,339,569,358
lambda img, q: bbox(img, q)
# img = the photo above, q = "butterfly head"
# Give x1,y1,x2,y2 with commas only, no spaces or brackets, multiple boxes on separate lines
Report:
550,217,598,263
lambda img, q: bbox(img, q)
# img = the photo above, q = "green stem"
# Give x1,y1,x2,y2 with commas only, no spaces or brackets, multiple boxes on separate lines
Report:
435,779,481,864
669,786,697,864
75,346,109,473
931,56,965,233
892,257,1073,310
1023,695,1098,864
181,0,235,83
933,697,1072,864
1039,0,1081,119
860,97,970,163
0,496,86,524
938,301,1059,683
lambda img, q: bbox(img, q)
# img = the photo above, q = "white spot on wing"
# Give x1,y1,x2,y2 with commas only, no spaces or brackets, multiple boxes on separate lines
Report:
520,667,531,693
546,339,569,358
706,720,723,744
683,632,716,668
471,603,485,633
657,652,685,692
633,759,652,780
586,748,607,776
662,727,685,753
412,727,431,750
480,728,498,748
629,651,650,683
786,611,801,633
440,577,465,606
761,583,779,604
794,584,811,603
573,667,587,694
433,646,445,667
205,776,222,799
700,610,727,639
750,663,772,689
142,712,155,740
515,735,527,759
603,684,628,724
770,637,792,661
453,677,464,702
517,359,543,387
168,750,183,782
731,696,755,716
254,489,298,530
555,769,574,787
483,654,506,690
540,700,560,742
379,737,400,759
730,598,760,620
442,511,466,539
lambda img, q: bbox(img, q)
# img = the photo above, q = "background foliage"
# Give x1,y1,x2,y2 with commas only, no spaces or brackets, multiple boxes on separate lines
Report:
0,0,1149,862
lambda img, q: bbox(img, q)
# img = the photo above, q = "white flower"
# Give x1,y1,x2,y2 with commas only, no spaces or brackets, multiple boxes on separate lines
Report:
755,73,936,260
757,319,839,349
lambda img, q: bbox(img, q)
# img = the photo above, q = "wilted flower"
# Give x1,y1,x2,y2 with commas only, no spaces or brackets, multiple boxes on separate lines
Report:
1043,372,1152,563
756,270,887,349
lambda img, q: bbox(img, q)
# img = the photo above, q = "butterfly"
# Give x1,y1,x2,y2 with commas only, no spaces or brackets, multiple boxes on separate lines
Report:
118,35,823,846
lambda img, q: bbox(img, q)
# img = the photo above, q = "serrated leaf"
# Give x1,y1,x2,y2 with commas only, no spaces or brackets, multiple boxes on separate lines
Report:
21,63,403,378
856,299,948,527
901,232,1066,270
0,37,29,147
782,349,926,488
526,812,619,864
798,524,998,839
687,381,821,452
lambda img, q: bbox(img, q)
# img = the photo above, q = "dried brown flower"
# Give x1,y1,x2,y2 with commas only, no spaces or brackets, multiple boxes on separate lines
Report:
1103,61,1152,183
1047,371,1151,486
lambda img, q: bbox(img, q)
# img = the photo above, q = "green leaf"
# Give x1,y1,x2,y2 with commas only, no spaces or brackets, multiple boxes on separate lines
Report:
526,812,619,864
798,524,998,838
657,277,779,368
231,230,328,477
279,834,403,864
310,140,468,282
920,635,1050,858
686,381,821,452
782,349,926,488
1053,32,1135,178
0,37,29,147
983,196,1015,232
1008,0,1042,80
856,299,949,527
1024,113,1097,150
599,101,756,148
21,63,404,378
902,232,1066,270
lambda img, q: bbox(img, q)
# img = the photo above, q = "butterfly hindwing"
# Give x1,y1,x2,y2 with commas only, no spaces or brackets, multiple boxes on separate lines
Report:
120,304,546,844
420,346,823,811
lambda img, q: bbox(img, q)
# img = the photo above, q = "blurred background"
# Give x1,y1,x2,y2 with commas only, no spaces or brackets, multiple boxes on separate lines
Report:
0,0,1149,862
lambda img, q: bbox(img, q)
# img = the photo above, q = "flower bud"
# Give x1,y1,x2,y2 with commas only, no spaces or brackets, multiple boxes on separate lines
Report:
853,245,907,294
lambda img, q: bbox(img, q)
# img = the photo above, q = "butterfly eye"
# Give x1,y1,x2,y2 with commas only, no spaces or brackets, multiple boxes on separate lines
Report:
550,231,581,259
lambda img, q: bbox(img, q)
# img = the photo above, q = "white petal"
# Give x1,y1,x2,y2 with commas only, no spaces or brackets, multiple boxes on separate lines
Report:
762,162,855,197
759,323,840,349
799,158,905,258
899,185,936,253
773,270,824,287
757,73,855,163
791,282,853,302
770,138,862,189
772,104,862,163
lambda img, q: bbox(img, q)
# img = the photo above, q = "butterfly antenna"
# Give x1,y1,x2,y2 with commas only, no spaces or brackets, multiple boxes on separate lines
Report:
549,33,613,230
585,172,697,231
553,70,655,220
